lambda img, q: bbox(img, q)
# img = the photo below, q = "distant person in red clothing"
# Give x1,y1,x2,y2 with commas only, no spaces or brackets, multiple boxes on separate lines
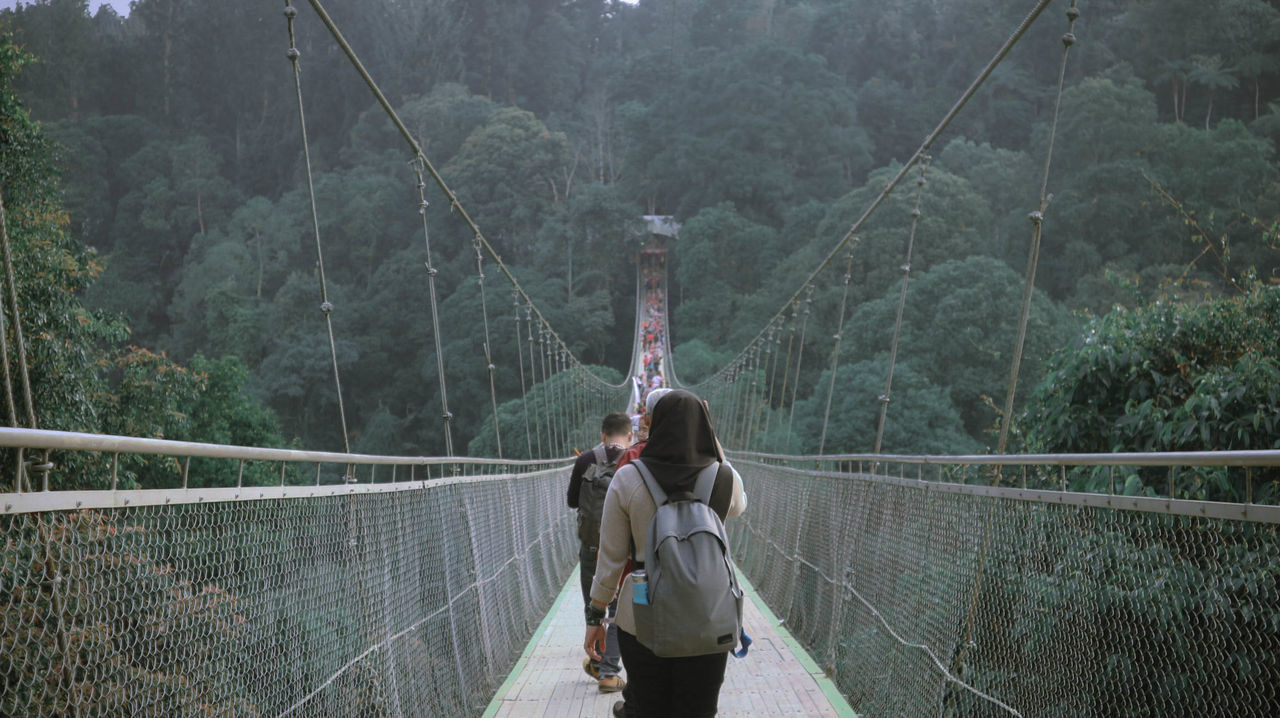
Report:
616,388,671,471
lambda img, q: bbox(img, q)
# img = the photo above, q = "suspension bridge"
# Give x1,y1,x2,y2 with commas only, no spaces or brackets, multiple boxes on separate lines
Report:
3,0,1279,716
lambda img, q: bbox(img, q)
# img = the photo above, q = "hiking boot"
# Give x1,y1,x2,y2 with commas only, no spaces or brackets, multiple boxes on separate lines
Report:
582,657,600,680
597,674,626,693
612,700,626,717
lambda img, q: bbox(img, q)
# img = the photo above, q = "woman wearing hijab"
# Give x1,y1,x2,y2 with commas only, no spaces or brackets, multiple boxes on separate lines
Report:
584,389,747,718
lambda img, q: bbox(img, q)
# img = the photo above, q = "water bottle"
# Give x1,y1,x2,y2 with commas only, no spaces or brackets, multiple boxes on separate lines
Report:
631,569,649,605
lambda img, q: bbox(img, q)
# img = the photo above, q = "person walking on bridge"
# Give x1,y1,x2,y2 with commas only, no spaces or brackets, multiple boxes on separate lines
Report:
568,412,633,693
584,390,747,718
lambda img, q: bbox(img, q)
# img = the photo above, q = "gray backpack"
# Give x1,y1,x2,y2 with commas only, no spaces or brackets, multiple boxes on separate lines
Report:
576,445,616,545
631,459,743,658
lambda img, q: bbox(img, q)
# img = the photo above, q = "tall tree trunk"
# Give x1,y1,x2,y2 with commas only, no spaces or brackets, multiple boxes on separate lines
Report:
1205,94,1214,130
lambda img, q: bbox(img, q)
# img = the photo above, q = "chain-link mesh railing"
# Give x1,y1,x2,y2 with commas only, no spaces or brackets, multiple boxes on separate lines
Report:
1,431,577,718
729,453,1280,717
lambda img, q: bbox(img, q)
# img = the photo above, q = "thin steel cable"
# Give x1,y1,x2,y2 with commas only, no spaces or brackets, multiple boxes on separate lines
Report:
472,236,502,458
283,1,353,458
873,156,932,454
513,294,533,458
819,250,858,454
996,0,1080,455
411,162,455,456
691,0,1057,393
786,287,815,452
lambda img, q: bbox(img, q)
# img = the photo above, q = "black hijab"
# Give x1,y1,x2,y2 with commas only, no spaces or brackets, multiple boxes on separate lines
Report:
638,389,723,494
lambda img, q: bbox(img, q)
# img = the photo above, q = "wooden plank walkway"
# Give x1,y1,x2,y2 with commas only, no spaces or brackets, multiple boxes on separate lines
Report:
482,567,857,718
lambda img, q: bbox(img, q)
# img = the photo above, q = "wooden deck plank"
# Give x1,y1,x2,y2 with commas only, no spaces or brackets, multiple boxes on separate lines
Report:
482,566,858,717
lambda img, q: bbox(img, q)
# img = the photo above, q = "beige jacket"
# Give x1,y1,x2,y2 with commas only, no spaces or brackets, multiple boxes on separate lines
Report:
588,461,747,635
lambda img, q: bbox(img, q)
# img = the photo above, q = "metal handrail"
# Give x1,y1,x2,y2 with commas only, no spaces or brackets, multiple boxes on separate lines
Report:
731,448,1280,468
0,428,574,468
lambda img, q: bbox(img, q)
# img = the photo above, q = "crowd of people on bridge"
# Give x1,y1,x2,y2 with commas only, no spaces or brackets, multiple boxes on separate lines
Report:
631,253,668,434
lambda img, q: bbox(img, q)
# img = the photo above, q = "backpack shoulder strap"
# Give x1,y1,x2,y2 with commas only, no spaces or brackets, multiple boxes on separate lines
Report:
591,444,608,472
708,463,734,520
631,459,669,507
691,462,721,505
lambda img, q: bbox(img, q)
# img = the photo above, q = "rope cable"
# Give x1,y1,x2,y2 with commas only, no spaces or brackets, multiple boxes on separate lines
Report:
283,1,354,463
954,4,1083,699
512,293,533,458
873,156,932,454
0,192,23,430
785,287,816,451
472,235,503,457
819,250,859,454
525,307,544,459
0,190,45,491
996,0,1080,456
763,325,782,442
409,162,457,456
775,301,800,449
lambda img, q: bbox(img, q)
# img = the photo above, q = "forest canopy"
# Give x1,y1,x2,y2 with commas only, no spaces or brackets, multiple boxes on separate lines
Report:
1,0,1278,467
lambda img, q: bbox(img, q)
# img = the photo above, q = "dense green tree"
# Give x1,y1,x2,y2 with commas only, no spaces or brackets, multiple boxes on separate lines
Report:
5,0,1280,459
812,164,996,310
1023,284,1280,501
792,358,978,455
842,257,1078,444
620,39,870,225
444,107,575,261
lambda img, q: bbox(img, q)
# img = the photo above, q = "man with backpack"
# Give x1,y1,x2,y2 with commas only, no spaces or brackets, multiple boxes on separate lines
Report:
567,411,633,693
584,390,747,718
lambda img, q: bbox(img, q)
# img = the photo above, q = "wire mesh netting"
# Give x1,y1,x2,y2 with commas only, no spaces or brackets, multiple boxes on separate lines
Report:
729,459,1280,717
1,467,576,717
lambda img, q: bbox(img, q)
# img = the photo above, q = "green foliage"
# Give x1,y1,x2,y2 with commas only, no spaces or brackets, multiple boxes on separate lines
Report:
814,164,996,309
5,0,1280,462
792,358,978,455
1024,285,1280,499
621,40,871,226
1,36,285,490
672,339,733,386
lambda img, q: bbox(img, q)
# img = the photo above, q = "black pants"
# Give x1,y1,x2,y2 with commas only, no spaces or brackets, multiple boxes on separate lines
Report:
580,544,621,676
617,629,727,718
